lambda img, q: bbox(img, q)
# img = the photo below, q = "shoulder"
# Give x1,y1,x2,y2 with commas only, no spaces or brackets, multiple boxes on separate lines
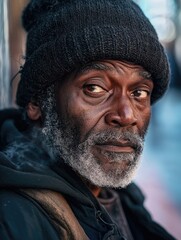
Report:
0,189,59,240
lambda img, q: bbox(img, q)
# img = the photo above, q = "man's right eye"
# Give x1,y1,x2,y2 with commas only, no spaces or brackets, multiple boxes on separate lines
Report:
84,84,104,93
83,84,106,97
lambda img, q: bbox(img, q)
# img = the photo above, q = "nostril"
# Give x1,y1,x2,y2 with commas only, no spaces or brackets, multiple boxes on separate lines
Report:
105,113,121,127
112,119,120,126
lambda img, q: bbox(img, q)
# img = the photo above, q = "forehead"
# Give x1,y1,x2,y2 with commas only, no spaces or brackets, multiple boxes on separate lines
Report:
75,60,152,79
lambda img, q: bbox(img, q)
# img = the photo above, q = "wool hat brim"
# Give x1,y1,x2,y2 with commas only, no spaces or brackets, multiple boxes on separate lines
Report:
17,25,169,107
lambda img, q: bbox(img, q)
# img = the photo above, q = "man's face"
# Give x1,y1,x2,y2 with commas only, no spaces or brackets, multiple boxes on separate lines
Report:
42,60,153,188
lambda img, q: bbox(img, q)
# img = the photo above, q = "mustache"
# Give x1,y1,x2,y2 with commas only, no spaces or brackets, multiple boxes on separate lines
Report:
78,129,144,153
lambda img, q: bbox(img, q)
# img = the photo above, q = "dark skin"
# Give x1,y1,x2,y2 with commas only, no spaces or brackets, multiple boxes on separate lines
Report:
27,60,153,197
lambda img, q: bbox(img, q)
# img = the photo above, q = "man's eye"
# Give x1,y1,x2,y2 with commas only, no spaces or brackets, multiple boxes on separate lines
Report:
83,84,105,94
131,90,149,99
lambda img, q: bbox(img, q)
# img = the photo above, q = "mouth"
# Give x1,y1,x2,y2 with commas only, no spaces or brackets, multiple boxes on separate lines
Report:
95,141,136,153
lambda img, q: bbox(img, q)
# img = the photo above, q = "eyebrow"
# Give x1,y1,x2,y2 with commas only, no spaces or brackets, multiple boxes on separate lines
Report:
76,62,113,75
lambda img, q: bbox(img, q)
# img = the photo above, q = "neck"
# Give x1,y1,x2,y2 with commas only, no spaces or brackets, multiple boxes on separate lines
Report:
85,181,102,197
77,172,102,197
89,185,102,197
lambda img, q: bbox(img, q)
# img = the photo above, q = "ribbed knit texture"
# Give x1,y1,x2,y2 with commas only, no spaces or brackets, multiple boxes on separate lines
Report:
16,0,170,107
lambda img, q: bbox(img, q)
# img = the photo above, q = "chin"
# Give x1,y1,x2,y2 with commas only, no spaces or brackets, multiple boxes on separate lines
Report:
73,159,140,189
63,146,142,189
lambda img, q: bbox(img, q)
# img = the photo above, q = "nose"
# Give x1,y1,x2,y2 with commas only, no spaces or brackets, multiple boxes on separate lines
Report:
105,97,137,127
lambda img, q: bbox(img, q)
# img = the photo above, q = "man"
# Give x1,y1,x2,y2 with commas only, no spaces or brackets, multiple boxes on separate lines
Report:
0,0,176,239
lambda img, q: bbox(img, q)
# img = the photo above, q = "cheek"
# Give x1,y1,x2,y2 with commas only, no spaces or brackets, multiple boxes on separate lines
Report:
57,86,105,140
136,107,151,134
68,103,102,135
62,96,106,140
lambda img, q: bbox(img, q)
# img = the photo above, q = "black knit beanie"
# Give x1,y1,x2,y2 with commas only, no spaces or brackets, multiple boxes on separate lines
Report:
16,0,170,107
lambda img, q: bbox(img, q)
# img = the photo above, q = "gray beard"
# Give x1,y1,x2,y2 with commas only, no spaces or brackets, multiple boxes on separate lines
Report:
41,88,145,188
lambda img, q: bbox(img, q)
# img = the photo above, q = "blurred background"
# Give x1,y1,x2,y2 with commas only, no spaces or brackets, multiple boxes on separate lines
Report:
0,0,181,239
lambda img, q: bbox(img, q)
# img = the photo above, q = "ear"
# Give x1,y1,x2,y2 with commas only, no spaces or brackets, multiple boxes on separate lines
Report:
26,102,42,120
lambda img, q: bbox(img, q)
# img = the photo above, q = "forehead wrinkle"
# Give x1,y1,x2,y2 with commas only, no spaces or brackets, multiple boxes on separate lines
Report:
73,61,152,82
139,70,152,80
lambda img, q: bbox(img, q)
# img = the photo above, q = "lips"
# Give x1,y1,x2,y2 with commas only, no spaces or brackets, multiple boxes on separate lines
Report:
95,141,136,153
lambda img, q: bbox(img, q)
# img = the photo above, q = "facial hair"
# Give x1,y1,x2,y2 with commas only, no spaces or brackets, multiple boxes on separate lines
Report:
41,88,147,188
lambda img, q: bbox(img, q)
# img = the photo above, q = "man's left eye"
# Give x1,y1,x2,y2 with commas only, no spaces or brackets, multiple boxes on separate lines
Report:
131,90,150,99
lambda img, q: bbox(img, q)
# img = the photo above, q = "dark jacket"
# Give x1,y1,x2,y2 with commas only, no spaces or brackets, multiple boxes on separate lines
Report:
0,109,176,240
